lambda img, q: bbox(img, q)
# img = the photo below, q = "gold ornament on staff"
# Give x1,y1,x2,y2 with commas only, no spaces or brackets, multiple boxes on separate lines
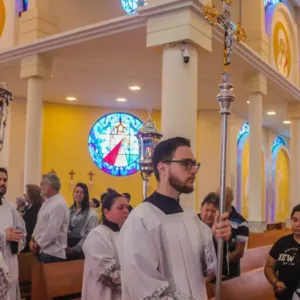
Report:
201,1,247,300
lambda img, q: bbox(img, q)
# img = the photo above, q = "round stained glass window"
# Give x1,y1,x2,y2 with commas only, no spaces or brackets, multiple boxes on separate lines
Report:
88,112,143,176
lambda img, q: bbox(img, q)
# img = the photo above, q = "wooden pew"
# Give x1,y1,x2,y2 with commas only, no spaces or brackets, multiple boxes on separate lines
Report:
209,268,275,300
18,252,35,299
43,260,84,299
248,229,292,248
241,245,271,273
31,259,84,300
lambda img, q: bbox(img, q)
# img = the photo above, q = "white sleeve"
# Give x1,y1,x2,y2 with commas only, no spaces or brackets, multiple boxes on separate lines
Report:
201,225,217,277
12,207,26,253
83,228,121,292
118,215,195,300
36,204,64,249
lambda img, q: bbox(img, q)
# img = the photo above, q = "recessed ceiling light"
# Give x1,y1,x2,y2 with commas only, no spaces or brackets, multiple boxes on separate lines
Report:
267,111,276,116
66,96,77,101
116,98,127,102
246,101,250,104
283,120,291,124
129,86,141,91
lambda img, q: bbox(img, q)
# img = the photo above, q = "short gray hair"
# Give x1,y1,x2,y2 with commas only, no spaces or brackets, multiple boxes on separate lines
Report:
42,172,61,192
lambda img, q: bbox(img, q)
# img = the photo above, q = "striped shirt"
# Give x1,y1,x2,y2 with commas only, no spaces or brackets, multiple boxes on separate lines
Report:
227,206,249,278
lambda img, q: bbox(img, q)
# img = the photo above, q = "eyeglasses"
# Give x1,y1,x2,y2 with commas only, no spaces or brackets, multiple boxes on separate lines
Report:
163,159,201,171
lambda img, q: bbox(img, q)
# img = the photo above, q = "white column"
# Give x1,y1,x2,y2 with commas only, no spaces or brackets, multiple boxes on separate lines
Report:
290,119,300,209
248,92,265,231
161,43,198,209
24,77,43,185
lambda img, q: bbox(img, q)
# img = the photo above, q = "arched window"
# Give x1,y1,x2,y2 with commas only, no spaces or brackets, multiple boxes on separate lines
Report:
271,136,290,222
236,122,250,214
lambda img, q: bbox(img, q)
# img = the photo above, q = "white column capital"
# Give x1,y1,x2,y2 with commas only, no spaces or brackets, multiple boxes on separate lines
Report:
245,72,267,95
18,2,58,45
140,0,212,52
287,103,300,120
20,54,51,79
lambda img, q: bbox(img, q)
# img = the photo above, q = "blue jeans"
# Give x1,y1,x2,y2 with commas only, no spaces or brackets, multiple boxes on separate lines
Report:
37,252,64,264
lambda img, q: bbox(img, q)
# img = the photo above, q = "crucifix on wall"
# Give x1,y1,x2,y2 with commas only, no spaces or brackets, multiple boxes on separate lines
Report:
88,171,95,187
68,169,76,186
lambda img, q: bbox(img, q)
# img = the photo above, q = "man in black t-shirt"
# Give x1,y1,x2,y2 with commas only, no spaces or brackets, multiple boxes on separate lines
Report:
269,234,300,300
217,187,249,279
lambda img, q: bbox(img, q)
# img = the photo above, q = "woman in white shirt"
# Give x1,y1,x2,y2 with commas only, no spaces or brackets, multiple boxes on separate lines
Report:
81,191,129,300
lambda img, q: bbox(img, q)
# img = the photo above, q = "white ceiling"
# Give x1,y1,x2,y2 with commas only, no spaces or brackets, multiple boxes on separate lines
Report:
0,27,293,137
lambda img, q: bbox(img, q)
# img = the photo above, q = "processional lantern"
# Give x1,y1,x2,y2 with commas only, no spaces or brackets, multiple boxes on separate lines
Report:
201,0,247,299
0,79,12,151
136,109,162,200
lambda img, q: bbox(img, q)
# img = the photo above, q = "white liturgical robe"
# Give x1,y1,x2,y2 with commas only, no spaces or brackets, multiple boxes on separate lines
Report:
0,199,26,300
119,201,217,300
82,222,121,300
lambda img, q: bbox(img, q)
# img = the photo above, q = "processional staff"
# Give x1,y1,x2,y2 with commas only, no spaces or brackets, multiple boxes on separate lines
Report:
201,1,247,299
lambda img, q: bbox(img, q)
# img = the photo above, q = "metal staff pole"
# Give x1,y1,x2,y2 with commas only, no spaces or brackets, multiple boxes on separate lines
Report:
215,72,235,300
201,1,247,299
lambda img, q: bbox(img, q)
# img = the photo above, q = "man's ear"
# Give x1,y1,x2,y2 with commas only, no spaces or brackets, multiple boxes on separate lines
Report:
157,161,166,177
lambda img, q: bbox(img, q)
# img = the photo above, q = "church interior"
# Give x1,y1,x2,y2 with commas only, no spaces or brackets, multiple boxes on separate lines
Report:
0,0,300,299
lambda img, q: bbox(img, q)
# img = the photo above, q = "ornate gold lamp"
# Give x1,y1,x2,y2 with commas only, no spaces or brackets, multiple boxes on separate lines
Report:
0,79,12,151
136,109,162,199
202,1,247,299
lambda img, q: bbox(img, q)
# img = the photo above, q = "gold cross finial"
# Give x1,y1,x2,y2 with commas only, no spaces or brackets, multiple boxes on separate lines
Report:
201,0,247,70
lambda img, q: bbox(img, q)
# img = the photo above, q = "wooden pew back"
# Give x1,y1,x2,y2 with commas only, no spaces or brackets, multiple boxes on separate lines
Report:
43,260,84,299
241,245,271,273
209,268,275,300
248,229,292,248
18,252,35,284
220,268,275,300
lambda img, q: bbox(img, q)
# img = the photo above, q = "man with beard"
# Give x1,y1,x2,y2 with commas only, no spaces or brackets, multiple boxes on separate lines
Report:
0,168,26,300
118,137,231,300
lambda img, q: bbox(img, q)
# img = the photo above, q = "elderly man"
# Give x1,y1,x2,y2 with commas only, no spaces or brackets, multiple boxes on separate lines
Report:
0,168,26,300
30,173,69,263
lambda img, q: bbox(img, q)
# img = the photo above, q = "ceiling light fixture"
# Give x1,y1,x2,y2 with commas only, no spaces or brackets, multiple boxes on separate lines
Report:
283,120,291,124
246,101,250,104
116,97,127,102
267,111,276,116
129,85,141,91
66,96,77,101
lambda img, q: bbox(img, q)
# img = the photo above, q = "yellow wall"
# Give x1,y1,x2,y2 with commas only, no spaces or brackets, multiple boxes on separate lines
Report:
42,103,161,207
275,149,290,222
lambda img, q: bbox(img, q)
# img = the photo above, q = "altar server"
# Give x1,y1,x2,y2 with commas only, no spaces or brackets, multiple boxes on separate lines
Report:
0,168,26,300
82,192,129,300
119,137,231,300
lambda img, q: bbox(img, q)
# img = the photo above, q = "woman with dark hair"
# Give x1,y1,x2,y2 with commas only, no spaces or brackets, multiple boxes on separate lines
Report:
265,204,300,300
22,184,43,253
82,192,129,300
66,183,98,260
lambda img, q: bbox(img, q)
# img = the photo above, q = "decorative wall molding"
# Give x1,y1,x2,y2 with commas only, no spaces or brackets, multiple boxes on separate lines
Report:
0,0,298,100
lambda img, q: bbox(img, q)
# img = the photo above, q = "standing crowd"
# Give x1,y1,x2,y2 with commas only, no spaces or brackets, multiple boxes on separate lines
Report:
0,136,300,300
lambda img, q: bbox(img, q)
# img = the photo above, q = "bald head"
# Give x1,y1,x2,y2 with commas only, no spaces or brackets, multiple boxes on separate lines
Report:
216,186,234,210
